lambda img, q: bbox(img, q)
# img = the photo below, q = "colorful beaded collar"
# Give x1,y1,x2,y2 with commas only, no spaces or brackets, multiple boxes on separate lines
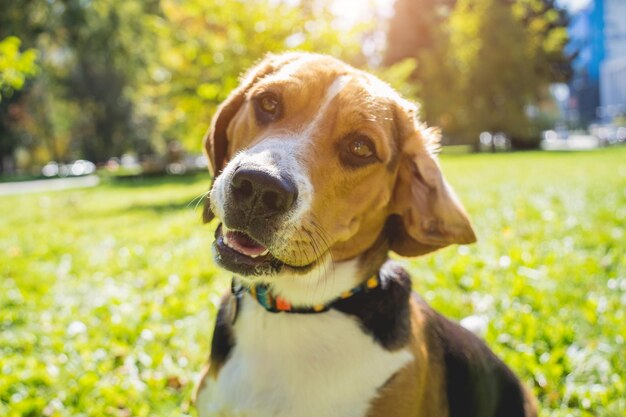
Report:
231,274,381,314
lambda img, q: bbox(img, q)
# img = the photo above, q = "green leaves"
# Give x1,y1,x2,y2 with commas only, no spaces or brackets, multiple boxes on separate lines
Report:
138,0,365,152
385,0,571,146
4,0,367,166
0,36,39,101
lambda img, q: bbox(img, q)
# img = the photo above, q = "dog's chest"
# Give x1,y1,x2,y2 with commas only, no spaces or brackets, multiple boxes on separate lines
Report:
196,295,413,417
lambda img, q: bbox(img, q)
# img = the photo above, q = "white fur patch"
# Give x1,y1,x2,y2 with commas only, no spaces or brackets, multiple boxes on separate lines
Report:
302,74,351,138
199,73,410,417
210,136,314,233
196,296,414,417
209,74,354,271
210,74,351,229
270,258,362,306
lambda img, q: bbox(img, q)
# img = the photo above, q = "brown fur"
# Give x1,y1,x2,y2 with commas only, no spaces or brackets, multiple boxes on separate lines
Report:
198,52,535,417
365,297,449,417
203,52,475,266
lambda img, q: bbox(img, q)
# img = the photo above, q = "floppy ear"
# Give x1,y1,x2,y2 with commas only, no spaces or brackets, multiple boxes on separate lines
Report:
389,109,476,256
202,53,300,223
203,54,288,176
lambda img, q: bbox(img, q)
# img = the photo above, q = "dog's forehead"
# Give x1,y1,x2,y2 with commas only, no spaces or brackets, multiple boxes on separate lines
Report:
275,55,351,83
233,56,409,168
261,56,400,106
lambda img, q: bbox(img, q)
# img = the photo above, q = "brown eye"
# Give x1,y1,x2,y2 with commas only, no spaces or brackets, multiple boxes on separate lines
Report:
259,95,279,114
254,93,282,123
339,134,378,168
348,138,374,158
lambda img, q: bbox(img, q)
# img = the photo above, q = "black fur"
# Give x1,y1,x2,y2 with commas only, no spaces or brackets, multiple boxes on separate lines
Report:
209,261,530,417
416,295,528,417
332,260,412,350
209,294,236,367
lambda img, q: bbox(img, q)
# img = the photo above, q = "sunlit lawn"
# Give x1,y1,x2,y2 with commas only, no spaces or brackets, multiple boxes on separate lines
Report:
1,148,625,416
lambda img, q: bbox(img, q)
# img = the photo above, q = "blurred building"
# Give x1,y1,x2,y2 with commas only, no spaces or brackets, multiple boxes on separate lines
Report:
566,0,626,125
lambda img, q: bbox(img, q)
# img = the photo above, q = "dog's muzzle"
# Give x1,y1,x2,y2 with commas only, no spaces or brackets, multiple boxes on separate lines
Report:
213,166,302,276
230,167,298,220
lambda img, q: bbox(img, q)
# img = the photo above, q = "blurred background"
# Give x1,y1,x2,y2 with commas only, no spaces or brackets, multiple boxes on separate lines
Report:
1,1,625,417
1,0,624,179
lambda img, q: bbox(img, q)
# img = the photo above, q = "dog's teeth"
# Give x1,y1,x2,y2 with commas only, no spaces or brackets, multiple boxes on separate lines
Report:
222,224,231,246
242,248,269,258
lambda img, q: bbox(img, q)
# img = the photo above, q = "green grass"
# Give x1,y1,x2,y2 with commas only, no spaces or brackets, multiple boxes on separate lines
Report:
1,148,625,416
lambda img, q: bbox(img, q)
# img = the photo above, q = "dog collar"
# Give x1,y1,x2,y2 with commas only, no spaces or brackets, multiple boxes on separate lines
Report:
231,274,381,314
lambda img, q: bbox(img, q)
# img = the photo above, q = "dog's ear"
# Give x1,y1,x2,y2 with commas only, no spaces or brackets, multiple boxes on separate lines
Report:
202,53,301,223
389,104,476,256
203,54,286,176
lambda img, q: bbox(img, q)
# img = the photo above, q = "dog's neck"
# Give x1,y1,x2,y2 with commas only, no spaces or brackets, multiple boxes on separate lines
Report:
264,257,365,307
240,233,391,307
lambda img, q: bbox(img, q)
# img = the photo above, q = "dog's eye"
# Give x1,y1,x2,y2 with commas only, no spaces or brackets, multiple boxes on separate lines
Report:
254,93,282,123
348,138,374,158
260,95,279,114
340,134,378,168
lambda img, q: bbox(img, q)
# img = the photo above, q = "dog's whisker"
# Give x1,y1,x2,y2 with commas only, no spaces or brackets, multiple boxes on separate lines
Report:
187,190,210,210
310,214,333,256
303,218,334,298
302,228,325,298
309,215,335,281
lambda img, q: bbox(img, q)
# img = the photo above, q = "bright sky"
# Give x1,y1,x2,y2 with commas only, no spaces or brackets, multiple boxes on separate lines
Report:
557,0,591,11
329,0,395,28
329,0,590,29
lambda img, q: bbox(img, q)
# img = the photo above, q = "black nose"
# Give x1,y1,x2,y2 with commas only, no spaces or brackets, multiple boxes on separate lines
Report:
231,168,298,218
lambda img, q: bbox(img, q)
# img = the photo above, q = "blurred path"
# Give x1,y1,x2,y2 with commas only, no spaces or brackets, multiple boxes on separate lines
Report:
0,175,100,196
541,135,601,151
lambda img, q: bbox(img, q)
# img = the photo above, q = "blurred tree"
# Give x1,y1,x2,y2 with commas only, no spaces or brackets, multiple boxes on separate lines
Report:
0,0,161,170
0,37,39,100
0,36,39,173
0,0,63,172
58,0,161,162
384,0,570,147
384,0,455,66
446,0,536,143
137,0,365,152
0,0,368,173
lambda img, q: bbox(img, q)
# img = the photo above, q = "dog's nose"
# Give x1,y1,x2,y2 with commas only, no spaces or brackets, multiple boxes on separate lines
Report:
231,168,298,218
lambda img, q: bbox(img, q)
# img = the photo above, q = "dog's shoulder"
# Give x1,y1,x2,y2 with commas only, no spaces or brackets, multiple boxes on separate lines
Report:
198,278,415,417
209,291,238,375
193,291,237,407
415,295,533,417
333,260,413,350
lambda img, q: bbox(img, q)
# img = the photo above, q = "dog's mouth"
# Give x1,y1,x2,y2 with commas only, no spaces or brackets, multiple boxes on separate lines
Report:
214,224,283,276
223,226,270,258
213,223,318,276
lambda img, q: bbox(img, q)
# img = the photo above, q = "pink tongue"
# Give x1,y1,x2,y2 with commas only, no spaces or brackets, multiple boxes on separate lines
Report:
226,231,267,257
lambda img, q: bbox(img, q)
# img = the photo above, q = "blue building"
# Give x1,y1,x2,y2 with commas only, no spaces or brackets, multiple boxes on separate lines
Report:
600,0,626,120
567,0,626,125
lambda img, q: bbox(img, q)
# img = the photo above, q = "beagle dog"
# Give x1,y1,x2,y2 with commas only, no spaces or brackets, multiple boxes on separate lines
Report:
194,52,537,417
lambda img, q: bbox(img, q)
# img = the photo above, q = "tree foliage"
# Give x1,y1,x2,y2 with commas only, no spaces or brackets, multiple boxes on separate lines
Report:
0,36,39,173
385,0,570,146
0,0,368,172
0,37,39,101
137,0,365,151
0,0,571,172
56,0,161,162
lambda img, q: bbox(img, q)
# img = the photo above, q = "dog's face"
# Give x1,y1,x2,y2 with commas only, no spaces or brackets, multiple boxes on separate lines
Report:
204,53,475,280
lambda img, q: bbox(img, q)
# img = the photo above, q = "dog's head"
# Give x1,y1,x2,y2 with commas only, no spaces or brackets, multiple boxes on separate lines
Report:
203,52,475,282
